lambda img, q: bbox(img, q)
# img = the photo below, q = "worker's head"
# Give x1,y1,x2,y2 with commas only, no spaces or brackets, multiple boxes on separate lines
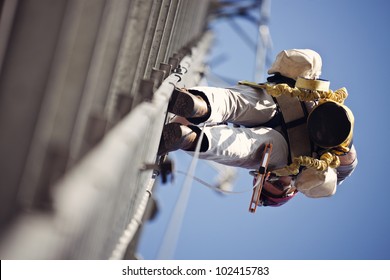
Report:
307,101,354,150
268,49,322,80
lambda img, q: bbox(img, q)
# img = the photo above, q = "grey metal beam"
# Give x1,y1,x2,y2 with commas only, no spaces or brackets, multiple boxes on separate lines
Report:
15,0,107,211
104,0,154,121
156,0,180,66
0,0,68,223
68,0,132,164
0,0,212,259
128,0,163,100
144,0,172,79
0,32,213,259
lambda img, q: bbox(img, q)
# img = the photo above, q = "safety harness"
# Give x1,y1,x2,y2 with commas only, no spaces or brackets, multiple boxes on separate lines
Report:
238,78,353,177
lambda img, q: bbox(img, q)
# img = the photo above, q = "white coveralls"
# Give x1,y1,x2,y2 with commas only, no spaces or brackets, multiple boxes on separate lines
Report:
186,84,290,170
185,84,351,199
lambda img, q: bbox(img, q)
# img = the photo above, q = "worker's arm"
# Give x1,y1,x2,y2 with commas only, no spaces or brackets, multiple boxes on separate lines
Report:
336,144,358,185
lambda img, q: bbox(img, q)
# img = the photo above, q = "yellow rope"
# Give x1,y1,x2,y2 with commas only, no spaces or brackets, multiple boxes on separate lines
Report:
238,81,348,103
272,152,340,176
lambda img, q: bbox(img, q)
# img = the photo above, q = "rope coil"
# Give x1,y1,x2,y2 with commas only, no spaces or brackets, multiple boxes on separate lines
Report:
272,152,340,176
239,81,348,103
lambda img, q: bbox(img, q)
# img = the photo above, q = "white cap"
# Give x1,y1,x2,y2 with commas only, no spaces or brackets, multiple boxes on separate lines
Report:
268,49,322,80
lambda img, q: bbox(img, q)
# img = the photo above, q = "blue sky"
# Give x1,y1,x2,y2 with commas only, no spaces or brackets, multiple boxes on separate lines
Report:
138,0,390,259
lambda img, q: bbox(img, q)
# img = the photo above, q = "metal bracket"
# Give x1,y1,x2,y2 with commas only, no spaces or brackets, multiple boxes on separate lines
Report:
141,157,174,184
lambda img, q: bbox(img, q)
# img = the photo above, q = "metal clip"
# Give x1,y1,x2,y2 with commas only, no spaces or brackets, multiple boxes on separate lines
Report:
141,157,174,184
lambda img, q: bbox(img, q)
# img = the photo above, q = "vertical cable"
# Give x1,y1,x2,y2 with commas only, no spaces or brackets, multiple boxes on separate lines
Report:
156,124,206,260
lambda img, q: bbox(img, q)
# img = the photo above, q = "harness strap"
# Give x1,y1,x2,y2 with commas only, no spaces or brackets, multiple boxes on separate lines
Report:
238,80,313,163
273,94,312,159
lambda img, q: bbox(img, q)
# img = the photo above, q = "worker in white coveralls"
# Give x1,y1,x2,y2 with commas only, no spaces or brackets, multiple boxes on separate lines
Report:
158,49,358,207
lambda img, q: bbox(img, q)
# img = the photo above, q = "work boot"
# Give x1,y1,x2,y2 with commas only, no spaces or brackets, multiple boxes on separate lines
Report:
168,88,209,119
158,122,198,155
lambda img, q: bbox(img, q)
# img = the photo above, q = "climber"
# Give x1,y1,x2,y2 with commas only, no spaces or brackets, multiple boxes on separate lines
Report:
158,49,358,206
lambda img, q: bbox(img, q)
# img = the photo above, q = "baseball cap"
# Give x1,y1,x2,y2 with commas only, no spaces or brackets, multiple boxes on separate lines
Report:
268,49,322,80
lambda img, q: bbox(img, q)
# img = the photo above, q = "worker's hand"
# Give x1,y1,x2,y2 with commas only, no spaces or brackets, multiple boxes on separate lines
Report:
264,176,293,196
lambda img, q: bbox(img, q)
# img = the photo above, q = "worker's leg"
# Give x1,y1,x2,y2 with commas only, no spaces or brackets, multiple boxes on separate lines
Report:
158,122,208,155
186,124,288,170
189,84,277,127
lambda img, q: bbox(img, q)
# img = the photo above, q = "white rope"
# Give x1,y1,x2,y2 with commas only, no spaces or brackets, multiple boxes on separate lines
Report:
156,124,206,259
175,170,251,194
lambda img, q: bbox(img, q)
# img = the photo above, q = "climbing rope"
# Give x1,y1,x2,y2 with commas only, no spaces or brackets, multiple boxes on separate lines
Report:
272,152,340,176
157,123,207,259
238,80,348,103
175,170,251,194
